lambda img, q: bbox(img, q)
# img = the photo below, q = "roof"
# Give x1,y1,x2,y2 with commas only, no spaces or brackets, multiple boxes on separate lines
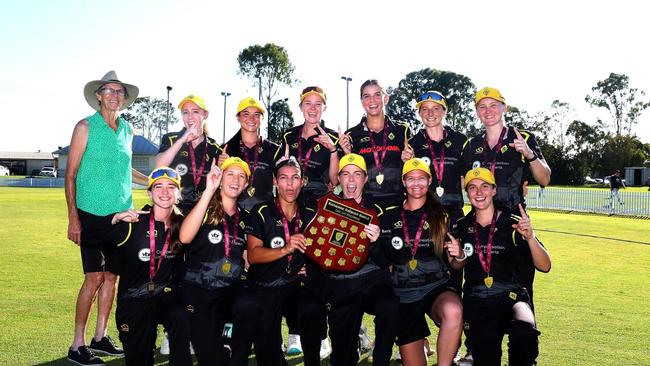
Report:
54,135,159,155
0,151,54,160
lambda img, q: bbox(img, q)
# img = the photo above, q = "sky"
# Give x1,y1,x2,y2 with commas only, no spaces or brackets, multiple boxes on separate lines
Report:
1,0,649,153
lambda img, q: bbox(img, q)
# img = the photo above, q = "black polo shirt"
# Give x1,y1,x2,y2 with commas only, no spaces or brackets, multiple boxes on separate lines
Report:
346,116,410,198
111,212,184,301
223,132,282,211
452,209,531,295
245,198,317,288
461,127,544,211
282,123,340,198
410,126,467,208
159,130,222,212
184,207,248,290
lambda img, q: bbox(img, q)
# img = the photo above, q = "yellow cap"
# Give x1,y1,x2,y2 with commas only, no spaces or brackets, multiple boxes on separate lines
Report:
415,91,447,110
236,97,265,115
464,167,496,188
338,153,367,173
300,86,327,104
475,87,505,105
220,157,251,177
402,158,431,178
147,167,181,190
178,94,208,111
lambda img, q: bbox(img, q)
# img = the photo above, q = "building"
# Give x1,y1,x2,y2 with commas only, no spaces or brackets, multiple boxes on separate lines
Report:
0,151,55,176
624,166,650,186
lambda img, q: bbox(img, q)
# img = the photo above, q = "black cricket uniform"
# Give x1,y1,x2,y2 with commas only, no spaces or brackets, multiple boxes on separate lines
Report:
282,123,340,198
453,209,541,366
242,199,325,366
183,207,250,365
111,213,191,366
223,132,282,211
324,194,398,366
346,116,410,201
462,127,545,307
379,206,457,346
159,130,222,214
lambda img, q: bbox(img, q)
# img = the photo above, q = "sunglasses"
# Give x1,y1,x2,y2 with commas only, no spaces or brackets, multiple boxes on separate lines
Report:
301,86,324,95
417,91,445,103
98,87,127,97
150,168,179,181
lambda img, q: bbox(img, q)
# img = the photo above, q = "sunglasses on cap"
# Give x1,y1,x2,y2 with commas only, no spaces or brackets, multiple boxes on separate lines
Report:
301,86,325,95
417,91,445,103
150,168,179,181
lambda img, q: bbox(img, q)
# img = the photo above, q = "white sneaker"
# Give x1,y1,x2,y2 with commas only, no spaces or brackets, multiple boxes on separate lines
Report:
458,352,473,366
160,333,170,355
286,334,302,355
320,338,332,360
358,326,372,353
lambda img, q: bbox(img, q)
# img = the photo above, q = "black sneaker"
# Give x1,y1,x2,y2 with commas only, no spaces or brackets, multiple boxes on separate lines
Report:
88,336,124,357
67,346,105,365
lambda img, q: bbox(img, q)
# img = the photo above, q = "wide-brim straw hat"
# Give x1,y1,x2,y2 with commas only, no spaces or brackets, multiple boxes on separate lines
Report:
83,70,139,111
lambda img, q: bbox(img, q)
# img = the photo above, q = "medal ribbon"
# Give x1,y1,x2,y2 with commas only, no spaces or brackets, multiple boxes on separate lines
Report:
240,139,260,188
400,210,428,259
367,123,389,175
187,138,208,187
149,214,170,281
222,209,240,259
297,126,315,173
473,210,498,276
275,198,301,264
426,131,446,186
482,127,507,175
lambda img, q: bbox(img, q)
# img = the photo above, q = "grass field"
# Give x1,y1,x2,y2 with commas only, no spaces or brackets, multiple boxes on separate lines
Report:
0,188,649,365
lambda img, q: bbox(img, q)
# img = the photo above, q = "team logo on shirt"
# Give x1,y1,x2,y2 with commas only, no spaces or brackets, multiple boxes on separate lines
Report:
420,157,431,166
176,164,188,176
391,236,404,249
472,161,481,169
270,236,285,248
388,132,395,140
208,230,223,244
474,147,483,154
138,248,151,262
463,243,474,257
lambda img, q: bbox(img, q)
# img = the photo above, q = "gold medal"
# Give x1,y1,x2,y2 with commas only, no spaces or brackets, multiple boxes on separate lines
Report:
247,186,255,197
409,259,417,270
221,260,231,274
484,276,493,288
147,281,155,294
436,186,444,197
376,174,384,185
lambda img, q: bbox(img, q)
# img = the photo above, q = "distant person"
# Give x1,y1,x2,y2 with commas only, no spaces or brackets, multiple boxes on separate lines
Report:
65,70,148,365
157,94,222,214
608,169,626,208
454,167,551,366
110,167,191,366
645,176,650,191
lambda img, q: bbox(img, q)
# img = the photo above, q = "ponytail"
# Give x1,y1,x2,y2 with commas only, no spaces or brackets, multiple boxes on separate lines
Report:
424,191,447,258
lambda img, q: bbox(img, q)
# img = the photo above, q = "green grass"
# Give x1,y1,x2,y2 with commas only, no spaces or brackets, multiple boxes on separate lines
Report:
0,188,649,365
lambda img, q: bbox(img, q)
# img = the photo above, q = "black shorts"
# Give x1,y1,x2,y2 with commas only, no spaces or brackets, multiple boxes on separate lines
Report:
78,209,118,274
396,284,460,346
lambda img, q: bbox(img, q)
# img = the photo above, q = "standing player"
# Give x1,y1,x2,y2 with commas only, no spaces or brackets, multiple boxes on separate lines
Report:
157,94,222,214
110,167,191,366
608,169,626,209
454,167,551,365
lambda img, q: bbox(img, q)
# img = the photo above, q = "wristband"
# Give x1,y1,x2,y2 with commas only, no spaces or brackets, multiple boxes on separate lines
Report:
329,148,337,153
526,154,538,162
454,253,467,262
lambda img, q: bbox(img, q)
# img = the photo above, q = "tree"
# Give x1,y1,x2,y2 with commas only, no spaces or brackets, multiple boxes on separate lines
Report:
237,43,298,113
266,98,294,143
122,97,178,144
386,68,478,135
585,73,650,136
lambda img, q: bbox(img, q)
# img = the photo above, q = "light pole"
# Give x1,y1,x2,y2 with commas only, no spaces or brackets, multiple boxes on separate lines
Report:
255,73,262,102
341,76,352,130
221,92,231,144
165,86,172,138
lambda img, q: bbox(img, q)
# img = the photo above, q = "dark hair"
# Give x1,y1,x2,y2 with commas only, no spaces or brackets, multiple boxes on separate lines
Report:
167,207,185,254
205,188,225,225
424,191,447,258
274,156,302,178
359,79,385,98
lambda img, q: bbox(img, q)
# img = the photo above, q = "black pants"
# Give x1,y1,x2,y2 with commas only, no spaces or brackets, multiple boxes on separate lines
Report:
116,292,191,366
463,290,539,366
183,284,253,366
238,282,326,366
325,269,398,366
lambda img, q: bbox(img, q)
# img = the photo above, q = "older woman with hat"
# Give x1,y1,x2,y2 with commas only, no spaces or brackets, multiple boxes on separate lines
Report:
65,70,148,365
453,167,551,365
157,94,222,214
218,96,282,211
378,158,464,366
